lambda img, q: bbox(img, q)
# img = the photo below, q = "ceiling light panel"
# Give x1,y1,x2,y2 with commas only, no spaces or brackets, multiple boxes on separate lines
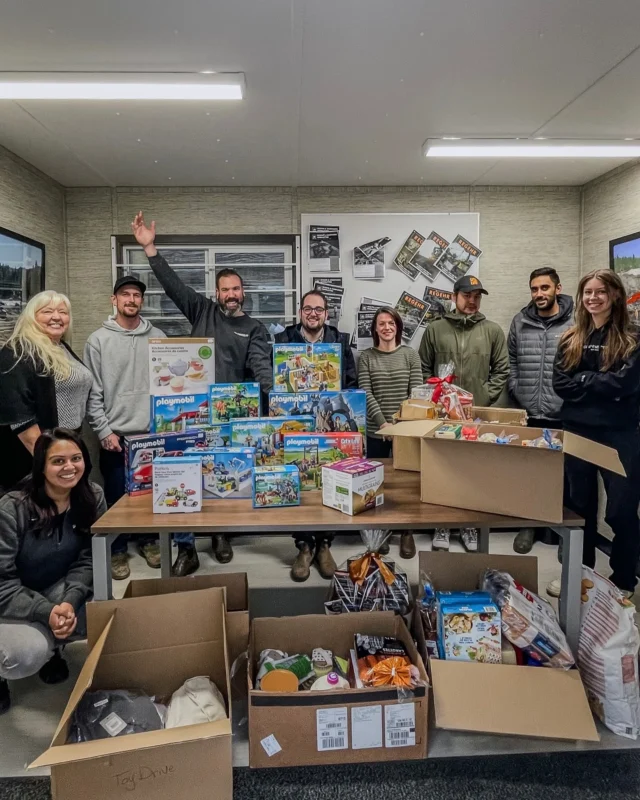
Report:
424,138,640,158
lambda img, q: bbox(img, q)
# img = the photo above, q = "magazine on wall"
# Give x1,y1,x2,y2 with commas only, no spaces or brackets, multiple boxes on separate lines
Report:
313,276,344,322
422,286,454,322
393,230,425,281
356,310,376,350
308,225,341,272
410,231,450,283
357,236,391,258
394,291,428,342
434,234,482,284
353,246,385,280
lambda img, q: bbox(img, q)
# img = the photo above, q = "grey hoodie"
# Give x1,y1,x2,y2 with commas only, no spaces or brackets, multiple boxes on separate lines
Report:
84,316,166,439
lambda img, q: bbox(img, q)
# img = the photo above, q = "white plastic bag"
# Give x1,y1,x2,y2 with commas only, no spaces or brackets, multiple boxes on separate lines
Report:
578,568,640,739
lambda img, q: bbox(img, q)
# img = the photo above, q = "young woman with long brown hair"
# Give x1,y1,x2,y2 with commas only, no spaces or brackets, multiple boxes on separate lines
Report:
553,269,640,596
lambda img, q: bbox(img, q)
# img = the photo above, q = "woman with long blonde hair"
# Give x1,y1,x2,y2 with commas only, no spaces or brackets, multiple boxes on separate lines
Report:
553,269,640,596
0,291,92,493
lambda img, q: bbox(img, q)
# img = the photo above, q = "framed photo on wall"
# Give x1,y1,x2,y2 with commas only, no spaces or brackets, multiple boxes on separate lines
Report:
0,226,45,344
610,231,640,327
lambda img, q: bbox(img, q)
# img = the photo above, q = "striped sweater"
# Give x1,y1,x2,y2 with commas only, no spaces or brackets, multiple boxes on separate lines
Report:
357,345,424,438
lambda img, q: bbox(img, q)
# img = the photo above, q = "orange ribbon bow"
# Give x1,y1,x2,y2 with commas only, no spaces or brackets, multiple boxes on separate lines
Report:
349,552,397,587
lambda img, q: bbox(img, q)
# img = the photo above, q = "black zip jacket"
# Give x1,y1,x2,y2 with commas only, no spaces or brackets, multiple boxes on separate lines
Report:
274,323,357,389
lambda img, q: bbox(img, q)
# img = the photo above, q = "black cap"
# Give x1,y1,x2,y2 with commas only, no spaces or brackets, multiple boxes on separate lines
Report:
113,276,146,295
453,275,488,295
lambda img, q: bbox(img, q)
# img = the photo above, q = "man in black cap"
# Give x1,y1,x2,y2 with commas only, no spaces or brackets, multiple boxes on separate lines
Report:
85,277,167,580
418,275,509,552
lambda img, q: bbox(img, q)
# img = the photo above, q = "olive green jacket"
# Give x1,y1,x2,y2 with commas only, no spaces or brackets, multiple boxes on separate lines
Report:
418,311,509,407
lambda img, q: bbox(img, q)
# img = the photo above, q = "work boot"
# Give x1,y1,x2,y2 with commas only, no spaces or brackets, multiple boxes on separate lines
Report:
291,543,314,582
110,552,130,580
172,546,200,577
138,541,161,569
399,532,416,559
0,679,10,716
213,535,233,564
39,650,69,685
513,528,535,555
315,541,337,580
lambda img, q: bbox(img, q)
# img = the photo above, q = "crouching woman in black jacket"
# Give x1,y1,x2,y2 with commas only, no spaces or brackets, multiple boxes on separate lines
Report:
553,269,640,595
0,428,106,714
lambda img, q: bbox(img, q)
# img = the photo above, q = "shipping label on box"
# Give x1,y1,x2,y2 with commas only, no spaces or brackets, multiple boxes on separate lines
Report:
272,343,342,393
253,464,301,508
186,446,255,499
124,430,206,496
283,432,363,490
231,416,314,465
322,458,384,515
151,393,210,433
269,390,366,441
149,337,215,396
152,455,203,513
210,383,261,423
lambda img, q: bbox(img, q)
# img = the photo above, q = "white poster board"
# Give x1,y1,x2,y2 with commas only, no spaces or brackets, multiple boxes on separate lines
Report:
301,213,480,350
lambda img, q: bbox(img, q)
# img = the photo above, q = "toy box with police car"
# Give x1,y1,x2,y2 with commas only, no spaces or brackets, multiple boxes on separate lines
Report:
283,432,363,490
252,464,301,508
152,455,203,514
272,343,341,393
185,446,256,499
210,383,260,423
124,430,207,496
230,416,314,466
268,390,366,442
151,394,210,433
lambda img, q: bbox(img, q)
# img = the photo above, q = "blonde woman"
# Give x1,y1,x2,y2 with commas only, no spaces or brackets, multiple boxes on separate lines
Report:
0,291,92,493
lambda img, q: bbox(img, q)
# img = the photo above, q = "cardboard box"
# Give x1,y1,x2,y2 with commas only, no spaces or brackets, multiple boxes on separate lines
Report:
152,455,202,513
269,390,367,443
149,338,215,397
30,587,232,800
397,399,438,421
253,464,301,508
272,342,342,393
231,416,315,465
413,551,599,742
151,394,210,434
124,431,206,496
248,612,428,767
210,383,260,423
322,458,384,515
186,446,255,499
469,405,528,425
283,432,364,490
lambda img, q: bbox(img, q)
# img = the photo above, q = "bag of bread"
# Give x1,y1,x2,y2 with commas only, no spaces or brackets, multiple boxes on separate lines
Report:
578,567,640,739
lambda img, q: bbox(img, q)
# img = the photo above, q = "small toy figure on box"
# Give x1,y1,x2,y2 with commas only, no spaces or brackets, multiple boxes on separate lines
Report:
253,465,301,508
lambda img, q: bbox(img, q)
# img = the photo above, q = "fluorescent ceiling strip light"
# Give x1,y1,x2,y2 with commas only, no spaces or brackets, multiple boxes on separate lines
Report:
0,72,245,100
424,139,640,158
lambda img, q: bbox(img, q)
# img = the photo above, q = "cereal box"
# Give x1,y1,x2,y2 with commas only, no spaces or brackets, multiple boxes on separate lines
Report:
230,416,314,466
209,383,261,423
151,394,210,433
253,464,301,508
437,594,502,663
149,338,215,396
124,430,206,496
185,446,255,499
283,433,363,490
272,343,342,393
321,458,384,516
152,455,202,514
269,390,366,443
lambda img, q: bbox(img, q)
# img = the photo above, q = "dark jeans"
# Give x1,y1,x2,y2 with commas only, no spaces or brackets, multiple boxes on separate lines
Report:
564,426,640,592
366,436,392,459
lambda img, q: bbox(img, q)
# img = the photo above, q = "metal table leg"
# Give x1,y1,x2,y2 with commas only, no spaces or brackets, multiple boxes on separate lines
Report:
160,532,172,580
551,526,584,657
478,526,491,554
92,533,117,601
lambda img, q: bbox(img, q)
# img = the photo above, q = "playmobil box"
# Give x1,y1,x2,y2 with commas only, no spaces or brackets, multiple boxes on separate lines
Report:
230,416,315,465
151,393,210,433
149,338,215,396
272,343,342,393
210,383,261,423
322,458,385,516
252,464,301,508
269,390,366,442
198,422,232,448
124,430,207,496
185,446,256,499
152,455,203,514
283,433,364,490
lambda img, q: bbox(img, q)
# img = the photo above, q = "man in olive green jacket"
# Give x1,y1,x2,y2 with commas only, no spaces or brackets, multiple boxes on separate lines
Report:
418,275,509,407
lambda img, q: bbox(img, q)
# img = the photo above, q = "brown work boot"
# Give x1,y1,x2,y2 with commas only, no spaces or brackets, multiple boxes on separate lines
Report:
399,532,416,559
138,541,161,569
172,546,200,577
291,543,314,582
110,553,130,580
213,535,233,564
315,541,337,580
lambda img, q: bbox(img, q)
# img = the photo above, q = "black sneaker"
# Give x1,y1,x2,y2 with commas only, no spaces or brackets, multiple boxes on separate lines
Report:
39,650,69,685
0,679,10,715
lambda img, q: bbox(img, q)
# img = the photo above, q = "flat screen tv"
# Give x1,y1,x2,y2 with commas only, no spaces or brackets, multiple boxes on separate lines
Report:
609,230,640,327
0,226,45,344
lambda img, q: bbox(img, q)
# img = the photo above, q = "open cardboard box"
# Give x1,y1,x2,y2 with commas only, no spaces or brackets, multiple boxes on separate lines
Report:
382,420,624,522
248,612,428,767
469,405,528,425
30,587,233,800
413,551,599,742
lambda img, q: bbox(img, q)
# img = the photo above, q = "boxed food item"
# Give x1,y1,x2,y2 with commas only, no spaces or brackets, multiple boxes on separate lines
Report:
152,455,202,513
322,458,384,516
149,338,215,396
272,342,342,393
436,593,501,663
199,422,232,447
151,393,210,433
124,430,206,496
269,390,367,442
253,464,301,508
210,383,261,423
283,432,363,490
397,398,438,421
231,416,314,465
185,446,255,499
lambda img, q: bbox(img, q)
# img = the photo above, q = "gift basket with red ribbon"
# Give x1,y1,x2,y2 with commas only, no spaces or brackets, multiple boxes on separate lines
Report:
411,361,473,420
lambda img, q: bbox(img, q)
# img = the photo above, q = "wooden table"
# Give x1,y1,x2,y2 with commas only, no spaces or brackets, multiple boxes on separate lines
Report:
91,460,585,652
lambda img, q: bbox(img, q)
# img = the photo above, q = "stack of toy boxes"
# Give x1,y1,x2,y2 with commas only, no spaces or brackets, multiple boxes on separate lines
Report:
283,432,363,490
268,390,366,443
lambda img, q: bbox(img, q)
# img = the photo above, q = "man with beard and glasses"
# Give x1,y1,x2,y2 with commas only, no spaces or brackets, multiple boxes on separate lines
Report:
85,277,166,580
130,211,273,570
508,267,574,555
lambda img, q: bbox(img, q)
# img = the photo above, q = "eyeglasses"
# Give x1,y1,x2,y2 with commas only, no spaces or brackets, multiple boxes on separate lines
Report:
302,305,327,315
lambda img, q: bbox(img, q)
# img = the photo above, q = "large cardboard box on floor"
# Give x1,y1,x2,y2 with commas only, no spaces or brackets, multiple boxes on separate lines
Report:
248,612,428,768
413,551,598,742
30,587,233,800
382,420,624,522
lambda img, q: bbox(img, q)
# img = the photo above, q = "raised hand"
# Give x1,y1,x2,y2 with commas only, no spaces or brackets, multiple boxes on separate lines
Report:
131,211,157,254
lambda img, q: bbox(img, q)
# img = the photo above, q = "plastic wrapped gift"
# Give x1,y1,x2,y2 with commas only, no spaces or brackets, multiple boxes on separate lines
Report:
325,530,412,616
411,361,473,420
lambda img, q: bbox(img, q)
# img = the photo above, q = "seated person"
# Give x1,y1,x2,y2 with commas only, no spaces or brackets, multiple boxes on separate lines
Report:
0,428,106,714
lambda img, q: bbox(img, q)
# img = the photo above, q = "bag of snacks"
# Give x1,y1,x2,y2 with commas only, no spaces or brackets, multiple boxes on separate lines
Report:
578,568,640,739
482,569,574,669
354,634,421,688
